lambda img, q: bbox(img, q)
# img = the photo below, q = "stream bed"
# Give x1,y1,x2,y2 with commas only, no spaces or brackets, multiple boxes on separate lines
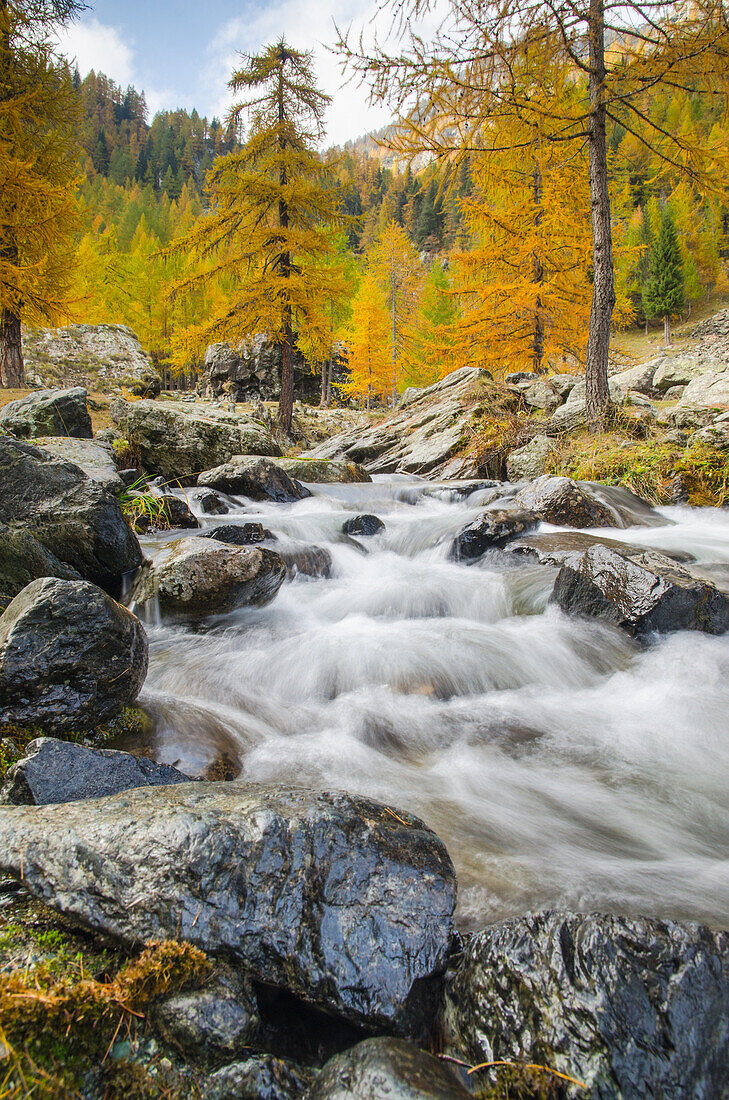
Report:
122,476,729,931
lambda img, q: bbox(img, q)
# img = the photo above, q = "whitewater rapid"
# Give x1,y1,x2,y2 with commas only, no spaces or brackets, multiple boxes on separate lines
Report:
124,476,729,930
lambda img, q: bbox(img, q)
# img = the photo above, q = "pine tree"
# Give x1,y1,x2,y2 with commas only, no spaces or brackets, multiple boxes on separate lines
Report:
342,273,392,408
171,39,345,432
0,0,82,386
643,207,685,346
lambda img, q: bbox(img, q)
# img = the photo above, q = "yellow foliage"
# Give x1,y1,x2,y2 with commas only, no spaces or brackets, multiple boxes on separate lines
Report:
341,273,392,406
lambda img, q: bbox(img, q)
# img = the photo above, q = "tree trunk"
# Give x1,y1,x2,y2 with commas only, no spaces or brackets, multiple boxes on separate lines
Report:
278,323,294,434
320,361,328,406
0,309,24,387
663,313,671,347
585,0,616,432
532,162,545,374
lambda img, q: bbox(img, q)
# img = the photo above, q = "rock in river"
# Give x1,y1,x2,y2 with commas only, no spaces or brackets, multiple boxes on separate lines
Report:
128,536,286,619
514,475,618,528
441,910,729,1100
197,457,311,503
0,578,148,732
342,515,385,537
0,386,92,439
0,523,80,604
0,437,142,589
450,508,539,561
308,1038,471,1100
0,737,188,805
551,543,729,638
0,784,457,1035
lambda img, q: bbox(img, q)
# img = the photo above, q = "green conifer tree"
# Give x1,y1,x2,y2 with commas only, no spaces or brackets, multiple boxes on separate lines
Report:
642,207,685,347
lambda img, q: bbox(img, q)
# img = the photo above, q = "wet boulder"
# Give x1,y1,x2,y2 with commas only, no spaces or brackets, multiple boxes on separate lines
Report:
508,531,694,569
128,537,286,619
0,737,189,806
109,399,281,480
0,785,457,1035
194,489,229,515
153,965,259,1066
0,524,81,602
514,475,618,528
441,911,729,1100
276,458,372,484
341,515,385,537
273,541,332,580
0,578,148,732
0,437,143,589
197,457,311,503
32,437,122,490
0,386,92,439
207,1055,316,1100
551,543,729,638
200,523,271,545
158,494,200,530
450,508,539,561
308,1038,471,1100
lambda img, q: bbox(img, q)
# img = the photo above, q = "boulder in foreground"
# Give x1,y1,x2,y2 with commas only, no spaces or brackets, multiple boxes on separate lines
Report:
0,737,189,805
551,543,729,637
441,910,729,1100
0,387,92,439
0,784,456,1034
0,578,148,732
276,458,372,484
514,475,618,528
128,537,286,618
308,1038,471,1100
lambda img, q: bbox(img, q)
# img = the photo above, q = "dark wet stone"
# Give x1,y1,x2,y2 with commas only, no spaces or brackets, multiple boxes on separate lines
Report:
194,489,230,515
0,437,142,589
159,494,200,529
441,910,729,1100
341,515,386,537
198,458,311,503
153,965,259,1066
0,785,456,1035
0,523,81,601
0,578,148,732
201,523,272,545
508,531,695,569
0,387,92,439
551,543,729,637
0,737,188,806
207,1055,316,1100
450,508,539,561
308,1038,471,1100
261,539,332,580
514,475,618,528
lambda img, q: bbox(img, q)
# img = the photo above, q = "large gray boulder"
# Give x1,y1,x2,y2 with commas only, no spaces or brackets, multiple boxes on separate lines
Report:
0,387,92,439
514,476,621,528
450,508,539,561
0,784,457,1034
507,530,694,569
677,369,729,410
31,436,122,490
441,911,729,1100
506,435,557,481
0,738,189,805
308,1039,471,1100
653,359,699,394
275,457,371,484
551,377,624,431
0,438,142,589
22,323,159,393
109,399,281,480
0,578,148,732
202,336,333,403
551,543,729,638
197,457,311,503
128,537,286,619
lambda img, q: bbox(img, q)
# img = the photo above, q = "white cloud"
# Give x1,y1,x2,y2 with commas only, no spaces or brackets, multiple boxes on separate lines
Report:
56,17,135,86
200,0,418,145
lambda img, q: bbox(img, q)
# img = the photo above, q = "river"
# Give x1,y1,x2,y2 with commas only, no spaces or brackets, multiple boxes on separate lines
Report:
123,475,729,931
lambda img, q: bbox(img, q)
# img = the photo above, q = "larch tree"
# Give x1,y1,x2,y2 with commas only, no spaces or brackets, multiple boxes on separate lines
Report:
342,272,392,408
367,221,422,401
171,39,345,433
642,206,685,346
339,0,729,428
0,0,82,387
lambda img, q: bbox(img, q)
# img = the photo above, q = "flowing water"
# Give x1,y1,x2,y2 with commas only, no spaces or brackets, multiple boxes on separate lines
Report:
125,476,729,931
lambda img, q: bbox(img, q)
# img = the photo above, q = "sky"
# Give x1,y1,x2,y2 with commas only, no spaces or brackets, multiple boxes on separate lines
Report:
54,0,402,146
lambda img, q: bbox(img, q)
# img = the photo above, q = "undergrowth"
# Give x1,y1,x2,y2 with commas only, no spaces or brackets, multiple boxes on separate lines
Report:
548,434,729,506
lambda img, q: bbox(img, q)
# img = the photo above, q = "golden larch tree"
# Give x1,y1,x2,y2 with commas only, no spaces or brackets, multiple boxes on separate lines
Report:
342,272,392,408
367,221,422,401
